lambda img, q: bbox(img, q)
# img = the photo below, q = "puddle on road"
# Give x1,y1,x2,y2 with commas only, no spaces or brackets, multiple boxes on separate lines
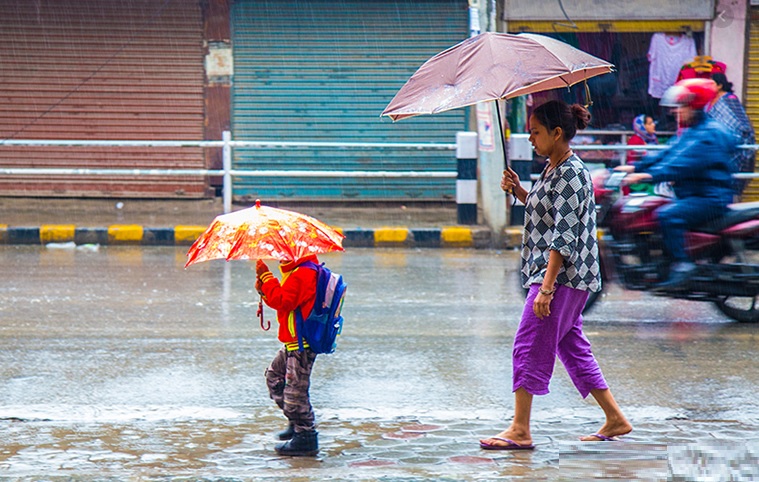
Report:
1,406,758,480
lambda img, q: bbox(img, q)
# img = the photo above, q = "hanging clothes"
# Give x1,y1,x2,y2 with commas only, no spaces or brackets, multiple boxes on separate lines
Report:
647,33,697,98
677,55,727,81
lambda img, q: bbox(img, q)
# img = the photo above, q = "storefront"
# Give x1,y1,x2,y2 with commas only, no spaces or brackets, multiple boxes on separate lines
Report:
0,0,207,198
744,3,759,200
230,0,467,202
502,0,715,131
500,0,759,182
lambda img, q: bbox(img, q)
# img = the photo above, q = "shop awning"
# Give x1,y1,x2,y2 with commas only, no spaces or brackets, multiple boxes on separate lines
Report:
507,20,706,33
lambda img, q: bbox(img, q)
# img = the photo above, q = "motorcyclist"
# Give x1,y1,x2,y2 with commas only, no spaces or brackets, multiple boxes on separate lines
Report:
618,78,738,289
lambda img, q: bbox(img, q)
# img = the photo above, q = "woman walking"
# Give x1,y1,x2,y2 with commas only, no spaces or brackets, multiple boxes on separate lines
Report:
480,100,632,450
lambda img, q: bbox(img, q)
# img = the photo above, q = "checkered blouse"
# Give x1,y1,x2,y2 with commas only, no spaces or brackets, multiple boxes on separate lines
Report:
520,154,601,292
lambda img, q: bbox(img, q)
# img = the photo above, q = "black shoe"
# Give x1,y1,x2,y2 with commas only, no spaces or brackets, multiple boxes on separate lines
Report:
275,430,319,457
276,423,295,441
654,262,696,291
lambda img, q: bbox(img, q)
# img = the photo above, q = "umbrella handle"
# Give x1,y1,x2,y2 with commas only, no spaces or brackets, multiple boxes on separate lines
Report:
494,100,517,203
257,298,271,331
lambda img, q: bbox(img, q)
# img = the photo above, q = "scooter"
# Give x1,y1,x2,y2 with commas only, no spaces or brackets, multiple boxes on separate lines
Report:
589,169,759,322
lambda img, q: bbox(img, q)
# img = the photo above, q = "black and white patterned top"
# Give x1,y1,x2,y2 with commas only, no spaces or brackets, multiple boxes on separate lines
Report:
520,154,601,292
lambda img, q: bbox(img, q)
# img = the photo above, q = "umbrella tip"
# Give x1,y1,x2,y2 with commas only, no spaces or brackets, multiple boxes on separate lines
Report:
255,199,261,208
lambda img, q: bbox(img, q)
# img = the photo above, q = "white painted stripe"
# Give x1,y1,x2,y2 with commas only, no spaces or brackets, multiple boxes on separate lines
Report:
456,179,478,204
456,132,478,159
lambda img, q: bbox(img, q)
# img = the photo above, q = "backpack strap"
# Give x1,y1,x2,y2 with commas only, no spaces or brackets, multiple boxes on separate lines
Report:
298,261,319,271
295,309,306,352
293,260,320,352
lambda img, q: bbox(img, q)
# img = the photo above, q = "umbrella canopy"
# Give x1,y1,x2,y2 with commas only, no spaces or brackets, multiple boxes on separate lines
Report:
381,32,614,121
185,200,345,268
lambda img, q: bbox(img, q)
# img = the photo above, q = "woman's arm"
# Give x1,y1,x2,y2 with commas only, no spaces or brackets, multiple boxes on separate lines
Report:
512,183,529,204
502,166,528,204
533,249,563,319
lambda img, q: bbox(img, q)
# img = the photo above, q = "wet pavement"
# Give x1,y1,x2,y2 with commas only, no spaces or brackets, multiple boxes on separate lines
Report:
1,246,758,480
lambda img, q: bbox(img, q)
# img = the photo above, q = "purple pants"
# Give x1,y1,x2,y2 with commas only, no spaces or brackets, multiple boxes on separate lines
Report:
513,284,608,398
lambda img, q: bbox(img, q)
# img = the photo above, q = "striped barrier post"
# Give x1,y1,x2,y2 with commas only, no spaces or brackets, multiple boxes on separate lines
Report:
456,132,478,225
508,133,533,225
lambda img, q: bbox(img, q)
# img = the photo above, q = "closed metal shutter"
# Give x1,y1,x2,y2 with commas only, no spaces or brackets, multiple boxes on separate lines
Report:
0,0,206,198
744,7,759,201
231,0,466,201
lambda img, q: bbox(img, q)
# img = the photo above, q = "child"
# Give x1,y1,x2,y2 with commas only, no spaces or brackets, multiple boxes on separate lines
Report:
626,114,657,165
255,254,320,456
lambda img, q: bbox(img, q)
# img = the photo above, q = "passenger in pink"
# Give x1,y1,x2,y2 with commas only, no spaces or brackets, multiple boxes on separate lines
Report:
480,100,632,451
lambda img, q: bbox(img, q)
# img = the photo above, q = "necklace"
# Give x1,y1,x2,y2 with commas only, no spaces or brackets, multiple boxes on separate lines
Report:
556,148,572,164
545,149,572,175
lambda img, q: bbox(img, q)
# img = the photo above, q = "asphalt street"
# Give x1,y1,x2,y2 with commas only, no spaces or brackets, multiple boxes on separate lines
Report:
0,246,757,480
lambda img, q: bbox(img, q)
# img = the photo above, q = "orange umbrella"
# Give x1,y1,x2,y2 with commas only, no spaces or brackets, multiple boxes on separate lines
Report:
185,199,345,268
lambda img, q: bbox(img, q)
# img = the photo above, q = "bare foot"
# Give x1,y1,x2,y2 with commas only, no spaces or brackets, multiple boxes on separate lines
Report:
580,420,633,441
480,428,532,447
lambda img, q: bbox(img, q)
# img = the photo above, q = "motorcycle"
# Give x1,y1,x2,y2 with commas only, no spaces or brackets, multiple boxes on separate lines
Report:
588,169,759,322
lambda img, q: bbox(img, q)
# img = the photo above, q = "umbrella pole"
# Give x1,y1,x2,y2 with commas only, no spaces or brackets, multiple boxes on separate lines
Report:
494,99,518,201
494,100,508,169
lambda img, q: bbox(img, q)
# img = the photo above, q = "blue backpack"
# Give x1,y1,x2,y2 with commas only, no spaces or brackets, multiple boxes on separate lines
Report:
295,261,346,354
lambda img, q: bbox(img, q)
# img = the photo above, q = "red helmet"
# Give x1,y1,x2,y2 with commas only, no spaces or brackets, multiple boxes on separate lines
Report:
660,78,718,109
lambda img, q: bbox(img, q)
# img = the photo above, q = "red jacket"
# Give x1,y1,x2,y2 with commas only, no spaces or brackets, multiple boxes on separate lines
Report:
626,134,647,164
259,255,318,350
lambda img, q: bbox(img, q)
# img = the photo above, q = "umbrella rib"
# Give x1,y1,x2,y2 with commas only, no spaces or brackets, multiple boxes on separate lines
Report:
504,68,609,99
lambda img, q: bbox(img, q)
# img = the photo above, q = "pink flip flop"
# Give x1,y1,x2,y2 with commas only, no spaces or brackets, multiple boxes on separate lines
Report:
479,437,535,450
583,433,620,442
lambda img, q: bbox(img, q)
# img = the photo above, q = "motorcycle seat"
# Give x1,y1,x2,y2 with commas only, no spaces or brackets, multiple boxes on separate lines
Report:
698,202,759,234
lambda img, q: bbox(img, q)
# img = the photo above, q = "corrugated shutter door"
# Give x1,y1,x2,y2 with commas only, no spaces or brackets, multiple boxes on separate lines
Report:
231,0,466,201
0,0,206,198
743,7,759,201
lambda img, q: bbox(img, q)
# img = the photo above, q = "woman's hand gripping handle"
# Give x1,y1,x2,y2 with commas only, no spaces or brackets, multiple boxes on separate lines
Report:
502,166,526,205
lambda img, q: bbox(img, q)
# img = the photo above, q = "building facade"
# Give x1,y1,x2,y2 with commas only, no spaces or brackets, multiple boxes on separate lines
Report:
1,0,755,200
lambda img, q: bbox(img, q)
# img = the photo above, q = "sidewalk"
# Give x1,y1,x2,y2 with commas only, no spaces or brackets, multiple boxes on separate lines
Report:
0,197,523,249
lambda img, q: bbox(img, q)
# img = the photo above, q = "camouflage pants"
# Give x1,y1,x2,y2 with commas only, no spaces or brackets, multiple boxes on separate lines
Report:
265,346,317,432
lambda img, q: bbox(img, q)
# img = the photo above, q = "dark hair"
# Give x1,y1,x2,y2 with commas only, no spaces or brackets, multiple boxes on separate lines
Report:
711,73,733,93
532,100,590,141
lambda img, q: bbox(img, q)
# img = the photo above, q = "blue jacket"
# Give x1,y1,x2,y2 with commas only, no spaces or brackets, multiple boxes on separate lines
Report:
636,115,738,205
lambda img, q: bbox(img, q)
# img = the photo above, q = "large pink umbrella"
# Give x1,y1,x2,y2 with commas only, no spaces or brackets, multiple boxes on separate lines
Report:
381,32,613,121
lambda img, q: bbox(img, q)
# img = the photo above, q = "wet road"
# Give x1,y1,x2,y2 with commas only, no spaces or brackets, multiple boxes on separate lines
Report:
1,245,758,480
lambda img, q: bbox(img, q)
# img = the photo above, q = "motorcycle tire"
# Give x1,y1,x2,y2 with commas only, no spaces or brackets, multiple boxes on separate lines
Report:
714,296,759,323
710,252,759,323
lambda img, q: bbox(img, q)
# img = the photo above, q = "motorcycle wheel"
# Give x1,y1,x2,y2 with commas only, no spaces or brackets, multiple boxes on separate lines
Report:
714,296,759,323
712,251,759,323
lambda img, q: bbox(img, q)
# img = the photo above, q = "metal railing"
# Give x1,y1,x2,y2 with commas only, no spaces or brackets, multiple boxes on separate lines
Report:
0,131,458,213
2,131,758,212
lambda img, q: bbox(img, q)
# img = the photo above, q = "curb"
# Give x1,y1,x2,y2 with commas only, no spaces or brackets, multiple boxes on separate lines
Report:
0,224,523,249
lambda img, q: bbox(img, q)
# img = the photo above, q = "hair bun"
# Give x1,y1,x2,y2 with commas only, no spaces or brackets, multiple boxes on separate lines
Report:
570,104,591,130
